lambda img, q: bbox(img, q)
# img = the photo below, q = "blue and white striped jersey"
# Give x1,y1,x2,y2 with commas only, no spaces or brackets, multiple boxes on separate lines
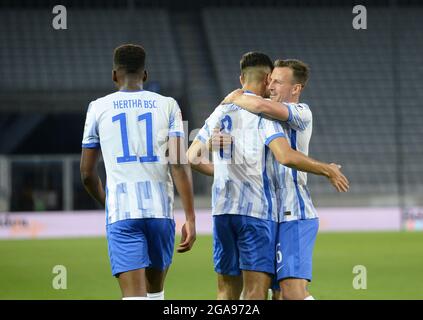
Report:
81,90,185,225
195,95,286,222
274,102,318,222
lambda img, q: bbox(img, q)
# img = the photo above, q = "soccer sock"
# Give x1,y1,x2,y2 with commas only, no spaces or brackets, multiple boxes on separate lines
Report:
147,291,164,300
304,295,315,300
122,296,148,300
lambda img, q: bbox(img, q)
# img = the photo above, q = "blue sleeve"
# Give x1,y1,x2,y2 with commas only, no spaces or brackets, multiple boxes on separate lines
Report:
285,103,312,132
81,102,100,149
168,98,185,138
261,118,286,146
195,108,221,143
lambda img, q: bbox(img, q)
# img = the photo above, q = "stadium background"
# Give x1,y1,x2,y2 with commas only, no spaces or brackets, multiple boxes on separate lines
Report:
0,0,422,299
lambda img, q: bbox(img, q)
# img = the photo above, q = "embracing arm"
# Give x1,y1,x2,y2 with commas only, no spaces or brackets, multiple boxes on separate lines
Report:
268,137,349,192
223,89,290,121
187,139,214,176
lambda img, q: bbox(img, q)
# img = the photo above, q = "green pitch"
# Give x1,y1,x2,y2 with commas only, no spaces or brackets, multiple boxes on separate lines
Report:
0,231,422,300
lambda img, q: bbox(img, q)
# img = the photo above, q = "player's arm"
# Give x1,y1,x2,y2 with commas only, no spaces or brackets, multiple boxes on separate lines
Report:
268,137,350,192
187,139,214,176
223,89,290,121
80,148,106,206
168,136,196,253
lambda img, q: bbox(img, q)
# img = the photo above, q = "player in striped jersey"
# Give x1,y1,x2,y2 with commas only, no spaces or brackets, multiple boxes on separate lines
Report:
188,53,349,300
222,59,346,299
80,44,196,300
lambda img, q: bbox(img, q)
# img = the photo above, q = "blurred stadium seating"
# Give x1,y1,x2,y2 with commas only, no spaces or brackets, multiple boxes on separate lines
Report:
0,9,182,110
0,0,422,211
203,6,423,201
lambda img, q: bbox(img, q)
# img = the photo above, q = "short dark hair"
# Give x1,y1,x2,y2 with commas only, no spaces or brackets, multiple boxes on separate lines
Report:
274,59,310,87
239,52,273,83
240,52,273,73
113,44,146,74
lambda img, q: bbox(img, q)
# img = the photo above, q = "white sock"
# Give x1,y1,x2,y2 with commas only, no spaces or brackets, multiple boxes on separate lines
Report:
122,296,148,300
304,295,315,300
147,291,164,300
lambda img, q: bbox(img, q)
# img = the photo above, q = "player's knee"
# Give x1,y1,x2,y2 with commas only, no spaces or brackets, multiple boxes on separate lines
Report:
243,286,268,300
217,289,234,300
243,290,266,300
282,291,304,300
280,283,307,300
281,281,308,300
217,276,242,300
217,284,235,300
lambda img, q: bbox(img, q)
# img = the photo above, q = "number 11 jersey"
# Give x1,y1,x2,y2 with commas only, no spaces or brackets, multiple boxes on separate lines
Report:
82,90,184,225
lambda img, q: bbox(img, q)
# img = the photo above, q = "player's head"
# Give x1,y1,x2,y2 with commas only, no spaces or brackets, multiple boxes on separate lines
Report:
239,52,273,96
112,44,147,85
268,59,310,103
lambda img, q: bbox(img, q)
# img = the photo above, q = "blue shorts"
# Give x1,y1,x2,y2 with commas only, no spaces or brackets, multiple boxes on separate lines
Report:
106,218,175,277
273,218,319,286
213,214,277,276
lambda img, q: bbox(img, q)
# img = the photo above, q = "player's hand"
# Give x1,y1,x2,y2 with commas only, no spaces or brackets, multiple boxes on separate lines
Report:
326,163,349,192
177,219,196,253
208,128,233,151
221,89,244,105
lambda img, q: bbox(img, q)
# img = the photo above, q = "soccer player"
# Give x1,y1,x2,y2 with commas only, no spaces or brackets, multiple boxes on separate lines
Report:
80,44,196,300
187,52,348,300
222,59,330,300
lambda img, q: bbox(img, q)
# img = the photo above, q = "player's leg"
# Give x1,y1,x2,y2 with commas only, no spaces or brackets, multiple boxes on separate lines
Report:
106,219,151,299
217,274,243,300
272,289,282,300
144,218,176,300
145,267,168,299
276,218,319,300
242,270,271,300
213,215,243,300
270,275,282,300
117,269,148,298
237,216,277,300
279,278,309,300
